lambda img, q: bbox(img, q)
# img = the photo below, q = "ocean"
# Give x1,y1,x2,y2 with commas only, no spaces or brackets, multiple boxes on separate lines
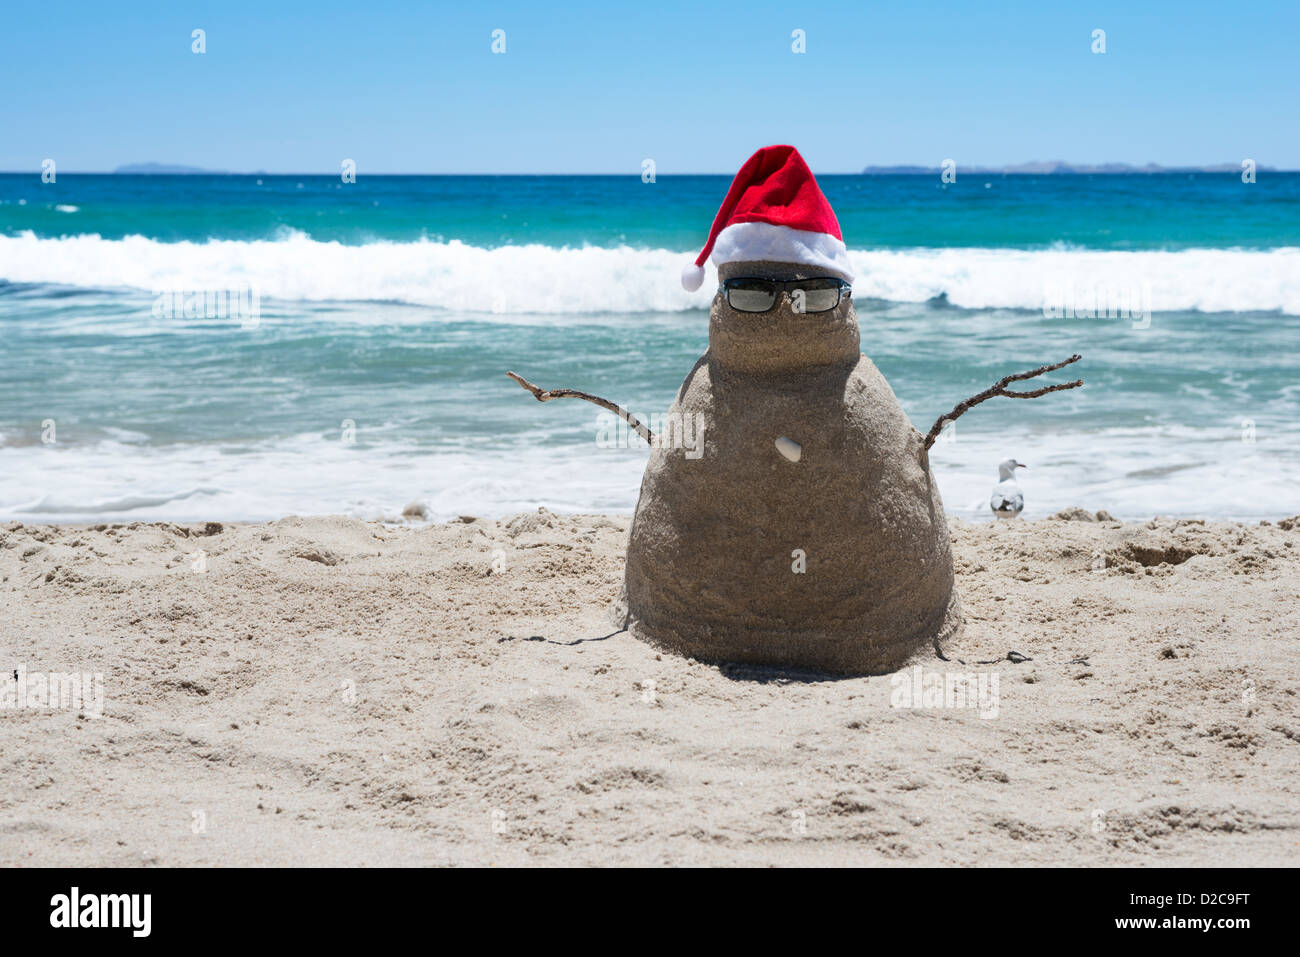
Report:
2,172,1298,523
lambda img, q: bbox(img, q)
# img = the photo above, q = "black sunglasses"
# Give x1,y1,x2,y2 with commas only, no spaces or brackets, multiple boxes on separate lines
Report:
719,277,852,314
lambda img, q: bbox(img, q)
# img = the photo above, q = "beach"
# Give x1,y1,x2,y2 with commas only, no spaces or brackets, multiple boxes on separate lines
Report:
3,510,1297,866
4,174,1300,869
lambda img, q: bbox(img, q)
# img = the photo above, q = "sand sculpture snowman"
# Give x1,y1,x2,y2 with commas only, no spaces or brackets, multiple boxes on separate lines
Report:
509,145,1081,675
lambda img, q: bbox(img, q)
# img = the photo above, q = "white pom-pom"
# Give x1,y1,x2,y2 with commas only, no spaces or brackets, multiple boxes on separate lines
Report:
681,262,706,292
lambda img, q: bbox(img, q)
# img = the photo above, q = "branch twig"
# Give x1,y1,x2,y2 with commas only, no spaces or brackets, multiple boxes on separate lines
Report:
506,371,655,445
924,354,1083,450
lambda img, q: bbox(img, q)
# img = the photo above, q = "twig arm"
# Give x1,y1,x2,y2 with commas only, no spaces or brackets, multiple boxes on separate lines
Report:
506,371,655,445
924,354,1083,450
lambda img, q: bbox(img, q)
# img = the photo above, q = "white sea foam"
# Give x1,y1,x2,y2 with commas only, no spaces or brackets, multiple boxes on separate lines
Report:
16,487,224,514
1,425,1295,524
2,231,1298,314
0,436,649,524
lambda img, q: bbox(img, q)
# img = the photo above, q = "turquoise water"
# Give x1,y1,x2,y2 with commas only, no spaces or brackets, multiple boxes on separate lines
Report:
5,173,1300,248
2,173,1298,522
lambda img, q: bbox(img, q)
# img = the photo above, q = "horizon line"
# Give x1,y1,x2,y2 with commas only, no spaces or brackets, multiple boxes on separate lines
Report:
4,168,1297,176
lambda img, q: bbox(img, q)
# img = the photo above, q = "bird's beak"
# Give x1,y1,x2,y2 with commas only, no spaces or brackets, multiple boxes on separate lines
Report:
1016,462,1028,469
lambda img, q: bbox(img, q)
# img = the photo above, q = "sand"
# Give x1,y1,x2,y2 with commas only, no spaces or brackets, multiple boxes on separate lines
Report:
2,511,1298,866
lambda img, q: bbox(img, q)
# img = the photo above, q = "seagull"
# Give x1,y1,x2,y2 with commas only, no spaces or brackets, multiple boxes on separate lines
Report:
990,458,1027,519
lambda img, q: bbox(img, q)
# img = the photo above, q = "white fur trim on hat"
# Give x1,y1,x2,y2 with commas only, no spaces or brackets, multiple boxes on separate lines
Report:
709,221,854,281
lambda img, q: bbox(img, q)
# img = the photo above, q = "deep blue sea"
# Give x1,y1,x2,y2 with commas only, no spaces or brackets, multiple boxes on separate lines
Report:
2,172,1298,522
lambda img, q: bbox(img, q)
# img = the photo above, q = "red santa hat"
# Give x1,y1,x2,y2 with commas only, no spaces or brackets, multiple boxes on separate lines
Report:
681,145,853,291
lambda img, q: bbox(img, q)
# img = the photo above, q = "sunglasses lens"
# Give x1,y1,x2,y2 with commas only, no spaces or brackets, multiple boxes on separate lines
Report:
726,281,777,312
798,279,844,313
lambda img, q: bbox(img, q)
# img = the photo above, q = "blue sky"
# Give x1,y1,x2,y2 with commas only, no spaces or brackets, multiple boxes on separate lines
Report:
3,0,1297,173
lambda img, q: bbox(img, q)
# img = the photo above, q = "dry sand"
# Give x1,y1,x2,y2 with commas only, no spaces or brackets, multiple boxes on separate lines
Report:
2,511,1298,866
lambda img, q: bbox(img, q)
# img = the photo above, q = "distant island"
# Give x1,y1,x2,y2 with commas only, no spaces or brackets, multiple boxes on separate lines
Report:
861,160,1279,175
98,160,1288,176
113,163,234,174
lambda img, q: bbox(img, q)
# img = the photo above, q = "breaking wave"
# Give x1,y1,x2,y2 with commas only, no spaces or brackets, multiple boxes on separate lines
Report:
2,231,1298,314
